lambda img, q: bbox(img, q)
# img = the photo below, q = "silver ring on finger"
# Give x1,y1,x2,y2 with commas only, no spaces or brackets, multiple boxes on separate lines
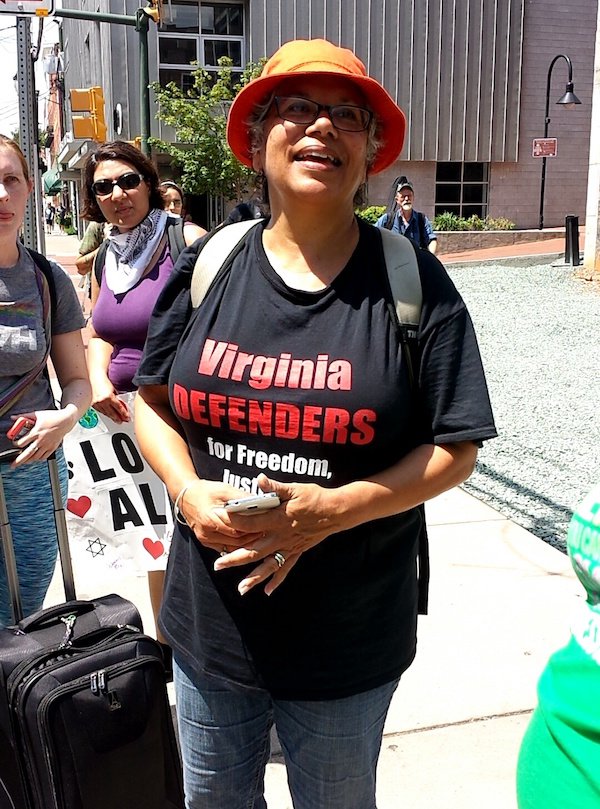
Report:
273,551,286,568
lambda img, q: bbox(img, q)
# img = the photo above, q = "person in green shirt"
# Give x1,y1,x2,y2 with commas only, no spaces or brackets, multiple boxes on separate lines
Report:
517,484,600,808
75,220,107,277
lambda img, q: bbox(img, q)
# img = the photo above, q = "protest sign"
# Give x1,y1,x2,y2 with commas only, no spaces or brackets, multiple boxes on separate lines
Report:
63,393,172,573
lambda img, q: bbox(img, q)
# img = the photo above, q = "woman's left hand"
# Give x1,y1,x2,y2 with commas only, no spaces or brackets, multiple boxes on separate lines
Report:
213,473,347,596
11,408,76,466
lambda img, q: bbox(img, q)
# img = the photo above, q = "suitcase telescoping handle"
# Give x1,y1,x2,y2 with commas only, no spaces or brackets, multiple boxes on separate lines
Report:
0,449,76,623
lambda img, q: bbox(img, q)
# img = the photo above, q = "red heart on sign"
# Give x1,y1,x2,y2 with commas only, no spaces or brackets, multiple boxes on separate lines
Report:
143,538,165,560
67,496,92,518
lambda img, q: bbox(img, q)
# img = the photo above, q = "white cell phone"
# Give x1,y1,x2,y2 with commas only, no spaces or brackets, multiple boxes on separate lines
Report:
224,492,281,513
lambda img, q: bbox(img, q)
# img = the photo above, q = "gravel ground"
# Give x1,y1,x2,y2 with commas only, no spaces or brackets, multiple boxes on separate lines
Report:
447,258,600,551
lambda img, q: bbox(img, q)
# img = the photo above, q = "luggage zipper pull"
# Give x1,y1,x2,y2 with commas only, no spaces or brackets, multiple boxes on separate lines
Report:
90,670,107,694
93,668,122,711
59,613,77,648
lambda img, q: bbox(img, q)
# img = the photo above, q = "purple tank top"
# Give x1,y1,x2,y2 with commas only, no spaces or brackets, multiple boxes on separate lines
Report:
92,244,174,392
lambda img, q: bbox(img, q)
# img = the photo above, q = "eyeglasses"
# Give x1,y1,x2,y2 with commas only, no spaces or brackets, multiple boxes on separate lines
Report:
91,172,144,197
273,96,372,132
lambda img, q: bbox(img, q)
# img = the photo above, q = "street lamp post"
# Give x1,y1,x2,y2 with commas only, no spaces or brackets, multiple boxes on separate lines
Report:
538,54,581,230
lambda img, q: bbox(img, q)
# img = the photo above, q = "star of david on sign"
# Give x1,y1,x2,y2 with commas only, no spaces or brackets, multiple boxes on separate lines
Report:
86,537,107,557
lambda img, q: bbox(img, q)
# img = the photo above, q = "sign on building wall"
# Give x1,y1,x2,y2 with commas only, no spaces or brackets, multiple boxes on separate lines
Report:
532,138,558,158
0,1,54,15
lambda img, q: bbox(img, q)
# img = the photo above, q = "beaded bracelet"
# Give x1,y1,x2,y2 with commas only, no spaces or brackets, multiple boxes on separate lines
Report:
173,483,192,526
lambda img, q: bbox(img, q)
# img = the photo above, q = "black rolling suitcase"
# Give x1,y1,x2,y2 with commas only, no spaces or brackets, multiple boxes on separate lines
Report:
0,450,184,809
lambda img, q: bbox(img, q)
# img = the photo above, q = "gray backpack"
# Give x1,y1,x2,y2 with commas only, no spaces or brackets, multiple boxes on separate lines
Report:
191,220,421,369
190,220,429,613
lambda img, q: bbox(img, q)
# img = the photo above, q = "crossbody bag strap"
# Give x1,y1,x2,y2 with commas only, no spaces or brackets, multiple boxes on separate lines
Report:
0,263,52,418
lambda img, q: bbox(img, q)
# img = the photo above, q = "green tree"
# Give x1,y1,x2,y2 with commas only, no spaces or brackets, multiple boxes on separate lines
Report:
150,56,265,201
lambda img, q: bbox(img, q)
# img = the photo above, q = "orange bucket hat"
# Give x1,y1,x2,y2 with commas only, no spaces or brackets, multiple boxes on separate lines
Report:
227,38,406,175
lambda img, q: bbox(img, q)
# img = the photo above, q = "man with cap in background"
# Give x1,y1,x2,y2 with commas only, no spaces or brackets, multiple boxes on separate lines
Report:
376,176,437,253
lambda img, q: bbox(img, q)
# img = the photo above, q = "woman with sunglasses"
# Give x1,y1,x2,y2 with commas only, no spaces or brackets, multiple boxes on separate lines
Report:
134,40,496,807
80,141,205,650
0,135,90,627
81,141,205,424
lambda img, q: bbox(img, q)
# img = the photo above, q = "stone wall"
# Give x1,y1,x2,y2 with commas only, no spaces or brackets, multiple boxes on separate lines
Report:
436,229,564,255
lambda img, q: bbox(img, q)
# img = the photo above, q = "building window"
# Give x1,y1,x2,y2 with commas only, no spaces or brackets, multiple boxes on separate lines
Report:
159,1,245,90
435,163,489,219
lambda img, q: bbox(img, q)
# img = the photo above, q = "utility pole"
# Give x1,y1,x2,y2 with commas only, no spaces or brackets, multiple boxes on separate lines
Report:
10,5,157,250
17,16,45,252
583,1,600,278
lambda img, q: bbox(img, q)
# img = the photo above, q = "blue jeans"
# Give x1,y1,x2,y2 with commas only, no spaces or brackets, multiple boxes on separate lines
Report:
174,657,399,809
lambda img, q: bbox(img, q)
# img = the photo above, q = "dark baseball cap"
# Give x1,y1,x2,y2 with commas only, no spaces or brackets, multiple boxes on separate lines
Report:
396,177,414,193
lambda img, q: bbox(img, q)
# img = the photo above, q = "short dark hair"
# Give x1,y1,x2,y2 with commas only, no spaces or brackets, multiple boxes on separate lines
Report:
80,140,163,222
160,180,184,201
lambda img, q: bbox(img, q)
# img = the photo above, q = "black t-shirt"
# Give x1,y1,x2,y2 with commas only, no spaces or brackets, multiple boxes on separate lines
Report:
135,219,496,699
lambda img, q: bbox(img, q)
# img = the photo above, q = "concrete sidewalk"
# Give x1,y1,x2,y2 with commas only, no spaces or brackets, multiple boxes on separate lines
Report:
44,229,582,807
47,487,579,808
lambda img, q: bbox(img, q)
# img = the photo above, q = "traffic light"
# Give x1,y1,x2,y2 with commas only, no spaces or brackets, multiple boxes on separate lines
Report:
70,87,107,142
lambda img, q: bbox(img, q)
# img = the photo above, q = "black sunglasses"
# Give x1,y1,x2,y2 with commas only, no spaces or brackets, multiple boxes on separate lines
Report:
274,96,372,132
91,172,145,197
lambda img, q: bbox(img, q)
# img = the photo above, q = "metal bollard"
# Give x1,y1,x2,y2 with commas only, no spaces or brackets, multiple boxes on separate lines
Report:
564,215,580,266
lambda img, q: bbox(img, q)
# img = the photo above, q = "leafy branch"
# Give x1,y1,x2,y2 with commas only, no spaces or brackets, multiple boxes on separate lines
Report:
150,56,265,201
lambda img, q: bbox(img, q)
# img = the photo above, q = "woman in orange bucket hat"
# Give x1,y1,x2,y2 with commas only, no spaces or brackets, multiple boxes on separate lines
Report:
135,38,496,808
227,38,406,175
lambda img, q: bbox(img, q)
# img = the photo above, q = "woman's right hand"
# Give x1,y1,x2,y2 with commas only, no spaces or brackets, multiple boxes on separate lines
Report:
178,480,264,552
91,378,130,423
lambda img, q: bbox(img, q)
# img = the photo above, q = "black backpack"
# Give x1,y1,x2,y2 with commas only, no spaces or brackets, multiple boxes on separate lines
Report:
93,216,186,285
27,248,57,320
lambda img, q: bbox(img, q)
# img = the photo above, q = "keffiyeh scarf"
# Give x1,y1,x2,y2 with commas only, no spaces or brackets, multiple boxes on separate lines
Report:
103,208,168,294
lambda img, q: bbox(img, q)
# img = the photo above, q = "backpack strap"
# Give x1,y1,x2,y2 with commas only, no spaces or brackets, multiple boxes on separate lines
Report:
166,216,186,262
417,212,428,250
378,228,429,615
191,219,262,308
26,248,56,321
379,226,422,367
94,239,109,286
383,207,396,231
